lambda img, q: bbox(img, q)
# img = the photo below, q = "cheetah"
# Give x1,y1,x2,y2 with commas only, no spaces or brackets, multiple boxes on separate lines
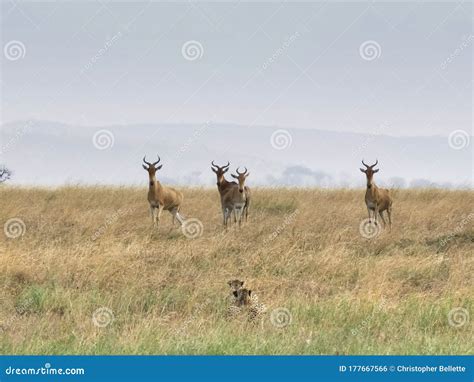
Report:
227,279,244,292
227,287,267,323
226,279,244,305
227,279,264,310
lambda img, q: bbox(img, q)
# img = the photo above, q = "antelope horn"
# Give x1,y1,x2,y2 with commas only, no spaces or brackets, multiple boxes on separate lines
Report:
361,159,369,168
236,167,248,175
372,159,378,168
143,156,152,166
211,160,219,169
152,155,161,166
223,161,230,169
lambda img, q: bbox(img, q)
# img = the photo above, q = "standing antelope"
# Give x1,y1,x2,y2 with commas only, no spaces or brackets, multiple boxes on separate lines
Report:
222,167,250,227
142,155,184,229
211,160,237,225
211,161,251,226
360,159,392,230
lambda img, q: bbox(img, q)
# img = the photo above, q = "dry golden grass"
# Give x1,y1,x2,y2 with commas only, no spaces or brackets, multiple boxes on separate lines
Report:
0,186,472,355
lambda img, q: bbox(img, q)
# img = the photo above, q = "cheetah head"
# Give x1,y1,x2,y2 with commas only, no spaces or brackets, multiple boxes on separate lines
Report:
232,288,252,307
227,279,244,291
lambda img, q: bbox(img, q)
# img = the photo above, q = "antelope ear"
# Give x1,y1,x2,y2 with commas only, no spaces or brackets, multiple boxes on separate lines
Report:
156,165,163,170
223,168,229,173
211,167,217,174
231,174,238,179
360,168,365,173
373,169,379,173
245,172,250,178
233,291,238,297
142,165,148,170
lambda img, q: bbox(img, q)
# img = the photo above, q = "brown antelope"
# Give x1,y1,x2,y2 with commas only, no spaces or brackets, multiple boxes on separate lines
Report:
142,155,184,228
222,167,250,227
360,159,392,230
211,161,237,224
211,161,251,225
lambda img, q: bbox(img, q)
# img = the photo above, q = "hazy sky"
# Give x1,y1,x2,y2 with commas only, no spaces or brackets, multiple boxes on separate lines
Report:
1,1,472,137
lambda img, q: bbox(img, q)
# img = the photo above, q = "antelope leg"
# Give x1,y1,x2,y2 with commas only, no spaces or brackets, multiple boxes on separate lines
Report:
236,207,243,228
150,206,156,226
223,208,228,228
156,204,164,228
379,210,387,227
176,212,184,226
387,207,392,232
171,207,184,226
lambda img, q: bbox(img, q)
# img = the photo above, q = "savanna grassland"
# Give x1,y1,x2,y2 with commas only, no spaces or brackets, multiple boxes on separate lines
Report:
0,186,472,355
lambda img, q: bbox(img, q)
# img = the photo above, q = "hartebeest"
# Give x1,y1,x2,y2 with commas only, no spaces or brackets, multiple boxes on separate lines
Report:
211,160,237,224
222,167,250,227
211,161,251,225
240,173,251,223
142,155,184,228
360,159,392,230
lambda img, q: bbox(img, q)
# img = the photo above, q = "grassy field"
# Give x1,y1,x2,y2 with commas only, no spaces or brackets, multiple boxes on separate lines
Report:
0,186,472,355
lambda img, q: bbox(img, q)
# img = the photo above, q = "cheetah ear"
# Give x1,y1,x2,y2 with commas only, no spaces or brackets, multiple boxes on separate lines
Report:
227,280,232,287
240,281,244,286
248,290,252,296
233,291,238,297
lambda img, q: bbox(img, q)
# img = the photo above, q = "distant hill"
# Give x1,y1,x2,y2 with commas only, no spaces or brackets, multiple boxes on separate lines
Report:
0,120,472,188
